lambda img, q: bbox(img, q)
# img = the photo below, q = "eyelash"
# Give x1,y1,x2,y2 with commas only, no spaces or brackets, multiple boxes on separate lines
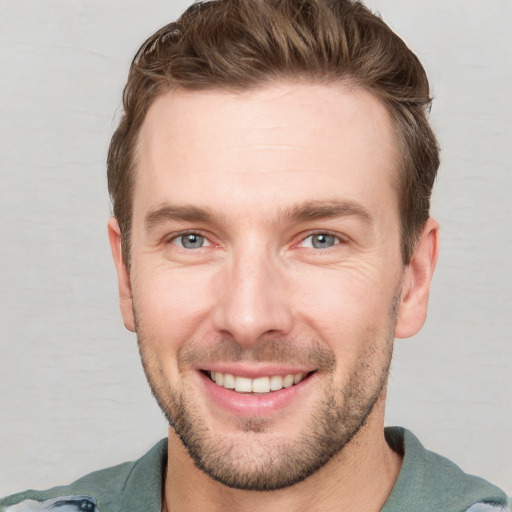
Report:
166,230,346,251
167,231,212,249
296,231,346,250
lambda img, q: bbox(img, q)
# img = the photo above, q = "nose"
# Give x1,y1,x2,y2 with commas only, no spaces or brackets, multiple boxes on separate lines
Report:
213,249,294,346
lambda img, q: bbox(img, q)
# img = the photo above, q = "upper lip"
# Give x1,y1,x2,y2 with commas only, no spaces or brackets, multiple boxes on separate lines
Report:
196,363,314,379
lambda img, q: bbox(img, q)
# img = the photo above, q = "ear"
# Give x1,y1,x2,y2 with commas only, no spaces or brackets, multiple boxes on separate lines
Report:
108,217,135,332
395,218,440,339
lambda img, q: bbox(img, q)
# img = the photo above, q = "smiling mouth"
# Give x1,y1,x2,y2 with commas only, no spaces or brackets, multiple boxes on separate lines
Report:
204,370,313,394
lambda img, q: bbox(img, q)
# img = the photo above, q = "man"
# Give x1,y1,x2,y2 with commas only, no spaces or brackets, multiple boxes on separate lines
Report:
2,0,509,511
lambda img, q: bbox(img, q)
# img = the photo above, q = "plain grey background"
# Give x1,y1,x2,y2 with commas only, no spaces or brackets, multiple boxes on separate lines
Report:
1,0,511,496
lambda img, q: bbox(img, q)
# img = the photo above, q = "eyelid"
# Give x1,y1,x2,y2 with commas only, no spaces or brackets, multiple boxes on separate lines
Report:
162,229,347,250
166,230,214,248
295,230,347,248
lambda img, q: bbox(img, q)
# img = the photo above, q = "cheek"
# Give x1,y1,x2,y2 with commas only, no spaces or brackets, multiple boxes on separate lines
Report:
292,271,397,390
292,265,399,344
131,264,218,348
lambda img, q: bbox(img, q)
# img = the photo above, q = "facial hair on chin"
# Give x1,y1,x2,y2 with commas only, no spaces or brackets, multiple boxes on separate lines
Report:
134,292,399,491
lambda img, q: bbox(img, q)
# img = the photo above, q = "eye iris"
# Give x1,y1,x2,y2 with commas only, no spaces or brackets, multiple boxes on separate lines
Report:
312,234,335,249
181,234,204,249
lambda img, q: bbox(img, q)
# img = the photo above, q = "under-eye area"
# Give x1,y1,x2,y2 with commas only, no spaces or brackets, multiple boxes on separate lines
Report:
203,370,315,394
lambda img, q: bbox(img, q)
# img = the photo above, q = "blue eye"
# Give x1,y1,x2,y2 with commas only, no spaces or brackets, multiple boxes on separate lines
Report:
173,233,208,249
302,233,339,249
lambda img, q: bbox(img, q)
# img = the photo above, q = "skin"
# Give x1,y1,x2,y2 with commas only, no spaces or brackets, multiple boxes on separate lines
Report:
109,82,439,511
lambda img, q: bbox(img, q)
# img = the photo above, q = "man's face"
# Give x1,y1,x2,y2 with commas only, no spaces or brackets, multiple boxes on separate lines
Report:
111,82,422,490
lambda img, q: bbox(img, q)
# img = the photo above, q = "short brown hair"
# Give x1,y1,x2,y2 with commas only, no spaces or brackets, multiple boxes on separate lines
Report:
107,0,439,265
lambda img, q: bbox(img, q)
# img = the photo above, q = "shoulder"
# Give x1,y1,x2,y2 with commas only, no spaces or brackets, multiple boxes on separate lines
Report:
383,427,510,512
0,439,167,512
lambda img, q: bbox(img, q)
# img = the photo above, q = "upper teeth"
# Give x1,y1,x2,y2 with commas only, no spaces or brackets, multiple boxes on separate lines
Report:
209,371,305,393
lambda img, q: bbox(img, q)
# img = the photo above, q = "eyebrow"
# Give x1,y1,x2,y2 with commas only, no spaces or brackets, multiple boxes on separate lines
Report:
144,199,373,231
145,205,218,231
280,200,373,224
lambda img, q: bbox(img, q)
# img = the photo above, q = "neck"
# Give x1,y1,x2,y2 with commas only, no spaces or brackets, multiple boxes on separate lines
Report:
163,397,401,512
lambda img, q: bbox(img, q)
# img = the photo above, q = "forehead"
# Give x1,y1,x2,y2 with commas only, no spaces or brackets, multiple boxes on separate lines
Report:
134,82,399,222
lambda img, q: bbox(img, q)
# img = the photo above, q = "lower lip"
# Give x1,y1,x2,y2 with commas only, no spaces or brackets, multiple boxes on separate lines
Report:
199,371,316,417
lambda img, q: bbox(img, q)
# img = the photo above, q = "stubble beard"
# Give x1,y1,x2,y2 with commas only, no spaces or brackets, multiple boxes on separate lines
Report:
135,302,397,491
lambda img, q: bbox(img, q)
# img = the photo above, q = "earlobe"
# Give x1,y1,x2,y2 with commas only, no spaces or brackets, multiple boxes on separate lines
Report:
395,218,440,339
107,217,135,332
